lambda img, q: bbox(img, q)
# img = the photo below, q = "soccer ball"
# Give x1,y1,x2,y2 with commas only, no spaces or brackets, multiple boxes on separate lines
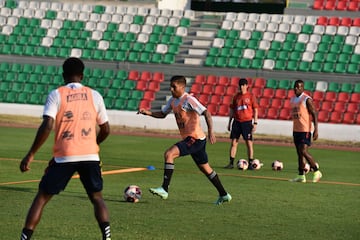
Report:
237,159,248,170
251,159,263,170
272,160,283,171
304,162,319,174
123,185,142,203
303,163,310,174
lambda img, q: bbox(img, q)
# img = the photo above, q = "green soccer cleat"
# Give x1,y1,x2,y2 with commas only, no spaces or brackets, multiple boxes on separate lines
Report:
312,170,322,183
215,193,232,205
289,175,306,183
149,187,168,200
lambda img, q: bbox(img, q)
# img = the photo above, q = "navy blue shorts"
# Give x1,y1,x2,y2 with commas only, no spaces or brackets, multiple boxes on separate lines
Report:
39,160,103,195
293,132,312,146
175,136,208,164
230,120,253,141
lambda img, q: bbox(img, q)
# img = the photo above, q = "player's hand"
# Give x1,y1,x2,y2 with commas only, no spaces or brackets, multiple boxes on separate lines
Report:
208,132,216,144
137,109,148,115
19,154,33,172
313,129,318,141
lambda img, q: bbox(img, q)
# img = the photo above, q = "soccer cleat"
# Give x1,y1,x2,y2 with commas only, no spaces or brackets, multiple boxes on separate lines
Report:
215,193,232,205
149,187,168,200
224,163,234,169
290,175,306,183
312,170,322,183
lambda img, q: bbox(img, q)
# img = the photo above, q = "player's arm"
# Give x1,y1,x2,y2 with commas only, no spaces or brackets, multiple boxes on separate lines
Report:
227,108,234,131
138,109,167,118
203,110,216,144
20,116,54,172
306,98,318,140
97,121,110,145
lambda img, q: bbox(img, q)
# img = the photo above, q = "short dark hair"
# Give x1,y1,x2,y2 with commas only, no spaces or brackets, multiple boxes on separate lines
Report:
62,57,84,77
239,78,248,86
294,79,304,87
170,75,186,85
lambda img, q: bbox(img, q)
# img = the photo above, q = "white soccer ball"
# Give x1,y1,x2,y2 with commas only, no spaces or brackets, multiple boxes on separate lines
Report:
237,159,248,170
304,163,310,174
251,159,263,170
124,185,142,203
272,160,283,171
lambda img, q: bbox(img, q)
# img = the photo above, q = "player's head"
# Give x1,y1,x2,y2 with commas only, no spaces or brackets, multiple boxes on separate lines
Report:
293,79,304,97
62,57,84,83
170,75,186,98
239,78,248,93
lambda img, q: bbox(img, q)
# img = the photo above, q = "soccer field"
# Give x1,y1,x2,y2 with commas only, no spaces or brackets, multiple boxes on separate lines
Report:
0,126,359,240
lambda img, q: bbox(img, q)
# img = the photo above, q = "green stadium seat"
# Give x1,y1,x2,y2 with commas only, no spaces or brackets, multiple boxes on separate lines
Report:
322,63,334,73
347,64,359,74
239,58,251,69
340,83,353,93
204,56,215,67
278,79,292,89
334,63,346,74
274,60,286,70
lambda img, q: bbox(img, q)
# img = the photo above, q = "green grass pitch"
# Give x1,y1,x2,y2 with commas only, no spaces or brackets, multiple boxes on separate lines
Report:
0,126,359,240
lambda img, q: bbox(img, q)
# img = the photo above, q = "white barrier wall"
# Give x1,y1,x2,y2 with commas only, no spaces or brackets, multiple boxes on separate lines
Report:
157,0,191,10
0,103,359,142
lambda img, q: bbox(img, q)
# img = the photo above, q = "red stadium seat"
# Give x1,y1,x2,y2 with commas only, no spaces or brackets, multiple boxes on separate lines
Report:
259,97,271,108
202,84,214,94
274,89,287,99
333,102,346,113
328,17,340,26
324,91,337,102
321,101,334,111
353,18,360,27
136,80,148,91
194,75,206,84
263,88,275,98
143,91,155,101
313,91,325,102
278,108,291,120
356,113,360,124
347,1,359,11
337,92,350,103
342,112,355,124
346,102,359,113
253,77,266,89
140,71,152,81
329,111,342,123
286,90,295,99
312,0,324,10
206,75,218,85
210,94,222,104
190,83,202,95
317,16,328,25
318,110,330,122
283,99,292,109
139,99,151,110
222,95,233,105
152,72,164,82
336,1,348,11
270,98,283,109
198,94,210,105
257,107,267,119
324,1,335,10
314,101,321,111
218,104,230,116
350,93,360,103
340,17,353,26
214,85,226,95
128,70,139,80
226,86,238,96
148,81,160,91
229,76,240,87
250,87,262,98
266,107,279,119
218,76,230,86
207,103,218,115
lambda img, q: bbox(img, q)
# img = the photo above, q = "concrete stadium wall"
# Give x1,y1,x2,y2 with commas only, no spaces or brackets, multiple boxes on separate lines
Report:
1,103,358,142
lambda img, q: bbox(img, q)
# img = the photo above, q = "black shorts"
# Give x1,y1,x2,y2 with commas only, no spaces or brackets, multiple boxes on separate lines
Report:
293,132,312,146
175,136,208,164
39,160,103,195
230,120,253,141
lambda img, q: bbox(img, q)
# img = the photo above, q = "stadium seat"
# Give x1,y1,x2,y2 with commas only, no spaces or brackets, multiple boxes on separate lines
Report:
318,110,330,122
342,112,355,124
206,103,218,115
278,108,291,120
263,88,275,98
313,91,325,102
226,86,238,96
218,104,229,116
333,102,347,113
270,98,283,109
266,108,279,119
324,91,337,102
329,111,342,123
321,101,334,111
257,107,267,119
274,89,287,99
337,92,350,103
259,97,271,108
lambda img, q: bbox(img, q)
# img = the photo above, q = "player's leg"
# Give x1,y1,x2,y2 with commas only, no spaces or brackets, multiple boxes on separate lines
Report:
79,161,111,240
20,191,53,240
149,143,180,199
225,138,239,168
242,121,254,168
302,145,322,182
290,133,307,182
